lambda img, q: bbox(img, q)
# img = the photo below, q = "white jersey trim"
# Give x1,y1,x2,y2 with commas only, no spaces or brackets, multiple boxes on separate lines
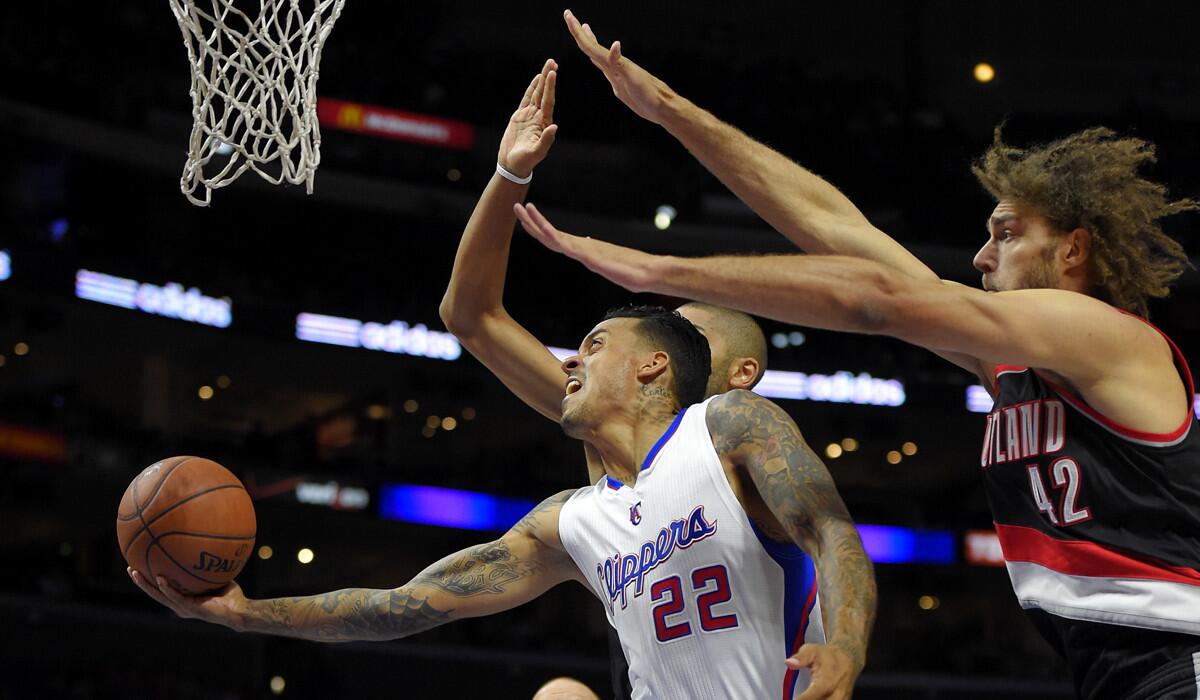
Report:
1007,560,1200,636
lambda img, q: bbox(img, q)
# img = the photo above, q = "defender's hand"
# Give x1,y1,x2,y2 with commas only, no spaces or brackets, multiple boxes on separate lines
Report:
513,203,659,294
128,566,250,631
497,59,559,178
790,643,858,700
563,10,673,125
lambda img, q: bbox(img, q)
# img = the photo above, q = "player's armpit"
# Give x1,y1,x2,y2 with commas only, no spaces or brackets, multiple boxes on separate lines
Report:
706,390,876,673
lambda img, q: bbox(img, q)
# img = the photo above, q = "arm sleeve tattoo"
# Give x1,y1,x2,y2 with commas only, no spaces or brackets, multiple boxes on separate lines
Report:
707,390,876,669
239,490,577,643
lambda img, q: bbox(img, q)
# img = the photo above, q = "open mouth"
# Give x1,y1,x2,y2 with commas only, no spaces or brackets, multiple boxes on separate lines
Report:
565,378,583,395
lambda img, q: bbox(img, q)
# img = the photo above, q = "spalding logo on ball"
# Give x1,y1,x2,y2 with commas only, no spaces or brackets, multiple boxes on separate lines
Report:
116,456,257,594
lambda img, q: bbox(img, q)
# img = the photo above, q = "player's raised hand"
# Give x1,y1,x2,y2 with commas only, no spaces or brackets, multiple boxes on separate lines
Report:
513,203,657,293
498,59,559,179
128,566,249,631
563,10,673,125
790,643,858,700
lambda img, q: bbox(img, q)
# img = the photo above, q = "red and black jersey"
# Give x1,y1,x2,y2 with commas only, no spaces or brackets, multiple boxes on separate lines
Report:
979,317,1200,641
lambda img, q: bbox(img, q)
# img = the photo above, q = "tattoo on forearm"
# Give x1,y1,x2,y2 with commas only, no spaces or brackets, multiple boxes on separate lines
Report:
240,490,575,645
413,540,537,596
708,390,877,669
244,588,451,642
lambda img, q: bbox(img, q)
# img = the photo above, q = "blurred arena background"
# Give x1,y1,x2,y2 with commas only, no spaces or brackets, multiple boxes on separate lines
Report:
3,1,1199,698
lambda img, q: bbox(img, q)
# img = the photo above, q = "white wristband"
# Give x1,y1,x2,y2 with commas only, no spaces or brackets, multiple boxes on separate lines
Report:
496,162,533,185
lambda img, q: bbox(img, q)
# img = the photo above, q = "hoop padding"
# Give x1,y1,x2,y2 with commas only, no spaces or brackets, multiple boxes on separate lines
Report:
169,0,346,206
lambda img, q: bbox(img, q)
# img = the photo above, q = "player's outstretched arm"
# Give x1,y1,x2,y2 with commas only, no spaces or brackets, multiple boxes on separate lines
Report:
707,390,874,700
439,59,567,423
512,205,1185,411
562,10,935,281
129,490,580,643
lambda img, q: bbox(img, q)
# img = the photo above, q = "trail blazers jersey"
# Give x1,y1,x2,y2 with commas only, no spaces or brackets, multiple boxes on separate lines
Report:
980,318,1200,640
558,397,825,700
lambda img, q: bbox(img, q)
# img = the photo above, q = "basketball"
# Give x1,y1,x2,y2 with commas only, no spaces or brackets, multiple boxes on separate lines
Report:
116,456,257,595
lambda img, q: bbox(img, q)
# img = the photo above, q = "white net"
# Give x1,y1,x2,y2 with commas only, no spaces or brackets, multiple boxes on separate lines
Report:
169,0,346,206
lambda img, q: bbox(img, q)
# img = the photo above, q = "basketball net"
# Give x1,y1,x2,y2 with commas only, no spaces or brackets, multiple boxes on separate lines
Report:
169,0,346,206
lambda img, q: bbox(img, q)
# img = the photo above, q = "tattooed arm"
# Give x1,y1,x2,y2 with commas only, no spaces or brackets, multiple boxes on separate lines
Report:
128,490,581,643
707,390,875,699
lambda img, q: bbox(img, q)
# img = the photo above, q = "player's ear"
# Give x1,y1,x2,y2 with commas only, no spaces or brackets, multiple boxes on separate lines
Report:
1063,227,1092,270
727,357,761,391
637,351,670,384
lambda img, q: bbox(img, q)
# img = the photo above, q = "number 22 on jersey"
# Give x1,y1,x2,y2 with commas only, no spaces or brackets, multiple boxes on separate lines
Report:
650,564,740,643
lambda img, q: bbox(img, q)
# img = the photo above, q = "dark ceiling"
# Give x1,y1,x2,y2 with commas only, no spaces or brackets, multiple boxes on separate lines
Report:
1,4,1199,695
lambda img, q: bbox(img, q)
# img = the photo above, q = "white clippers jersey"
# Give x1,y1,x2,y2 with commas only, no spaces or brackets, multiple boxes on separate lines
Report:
558,397,825,700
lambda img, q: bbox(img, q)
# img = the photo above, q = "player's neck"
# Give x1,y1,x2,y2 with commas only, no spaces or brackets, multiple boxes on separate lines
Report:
587,388,680,485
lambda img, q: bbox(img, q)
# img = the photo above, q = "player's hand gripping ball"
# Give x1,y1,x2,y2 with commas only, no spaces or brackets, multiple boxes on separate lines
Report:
116,457,256,594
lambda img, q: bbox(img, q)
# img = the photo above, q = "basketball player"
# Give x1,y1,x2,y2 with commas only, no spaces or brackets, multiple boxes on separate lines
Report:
440,61,817,699
512,13,1200,698
130,305,875,700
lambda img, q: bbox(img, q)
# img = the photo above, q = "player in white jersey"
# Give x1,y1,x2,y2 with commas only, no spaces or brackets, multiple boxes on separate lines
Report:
439,58,822,700
558,386,826,698
129,304,875,700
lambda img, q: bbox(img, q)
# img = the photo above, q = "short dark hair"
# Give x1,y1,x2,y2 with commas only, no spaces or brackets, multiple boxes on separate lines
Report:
603,305,711,408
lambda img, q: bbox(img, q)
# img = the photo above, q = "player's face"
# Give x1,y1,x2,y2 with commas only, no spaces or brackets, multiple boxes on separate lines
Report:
676,305,729,398
559,318,647,437
974,200,1064,293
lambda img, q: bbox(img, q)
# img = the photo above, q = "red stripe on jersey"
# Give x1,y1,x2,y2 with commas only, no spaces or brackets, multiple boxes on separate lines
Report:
781,582,819,700
991,311,1195,442
1037,374,1192,444
991,365,1027,391
1114,309,1197,400
995,523,1200,586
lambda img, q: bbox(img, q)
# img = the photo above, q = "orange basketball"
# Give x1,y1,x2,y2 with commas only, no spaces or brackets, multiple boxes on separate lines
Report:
116,456,256,594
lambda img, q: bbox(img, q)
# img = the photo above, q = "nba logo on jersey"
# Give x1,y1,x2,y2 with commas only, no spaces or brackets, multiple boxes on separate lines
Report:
629,501,642,525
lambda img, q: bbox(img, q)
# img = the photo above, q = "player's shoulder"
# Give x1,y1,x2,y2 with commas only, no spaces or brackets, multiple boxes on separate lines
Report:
989,288,1149,327
704,389,790,453
512,489,580,533
706,388,783,415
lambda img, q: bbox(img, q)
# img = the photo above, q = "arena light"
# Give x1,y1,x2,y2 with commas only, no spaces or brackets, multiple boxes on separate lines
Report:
380,482,954,563
0,251,10,281
295,480,370,510
296,312,462,361
964,530,1005,566
317,97,475,150
546,347,905,406
966,384,993,413
75,269,232,328
857,524,956,564
653,204,677,230
770,331,806,349
0,422,67,463
379,484,534,531
755,369,905,406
